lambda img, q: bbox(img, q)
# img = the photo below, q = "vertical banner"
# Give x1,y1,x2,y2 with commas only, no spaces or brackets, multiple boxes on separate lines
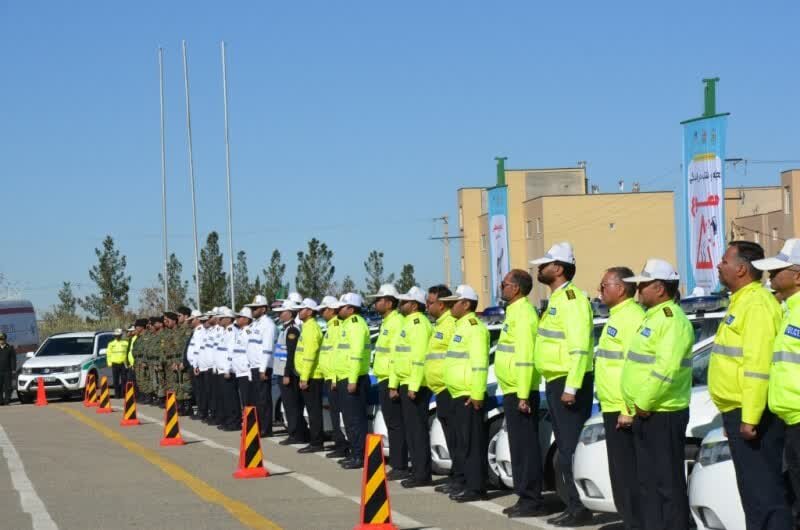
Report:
487,186,510,306
682,115,727,293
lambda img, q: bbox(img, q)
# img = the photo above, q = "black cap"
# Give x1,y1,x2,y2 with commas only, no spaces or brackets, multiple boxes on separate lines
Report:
163,311,178,321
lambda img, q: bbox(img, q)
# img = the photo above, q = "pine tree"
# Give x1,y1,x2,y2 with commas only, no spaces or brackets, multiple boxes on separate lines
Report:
364,250,394,295
340,275,357,295
198,231,229,309
80,235,131,319
54,282,78,319
262,249,286,304
233,250,253,310
296,238,335,301
395,264,417,293
156,253,193,310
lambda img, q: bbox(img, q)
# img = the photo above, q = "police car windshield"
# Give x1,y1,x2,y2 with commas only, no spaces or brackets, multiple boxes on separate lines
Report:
36,337,94,357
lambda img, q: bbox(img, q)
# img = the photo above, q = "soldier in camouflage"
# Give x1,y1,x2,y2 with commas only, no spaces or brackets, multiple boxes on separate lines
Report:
173,307,196,416
148,315,167,407
161,312,180,410
130,318,149,401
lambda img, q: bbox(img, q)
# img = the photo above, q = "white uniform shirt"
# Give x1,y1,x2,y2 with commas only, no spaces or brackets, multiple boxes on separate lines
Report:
215,324,235,374
231,324,251,379
250,315,276,373
198,324,215,371
187,326,204,370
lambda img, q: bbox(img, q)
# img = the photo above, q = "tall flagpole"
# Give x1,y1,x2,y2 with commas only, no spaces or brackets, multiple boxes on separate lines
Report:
181,40,201,308
221,41,235,308
158,48,169,311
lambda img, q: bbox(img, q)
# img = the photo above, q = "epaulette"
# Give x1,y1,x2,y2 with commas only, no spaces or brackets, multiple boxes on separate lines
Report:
351,316,358,323
469,318,478,326
566,290,576,300
332,320,339,326
413,317,420,324
663,307,673,317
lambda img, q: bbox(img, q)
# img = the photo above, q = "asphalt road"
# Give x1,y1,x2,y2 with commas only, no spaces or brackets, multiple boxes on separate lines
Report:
0,397,623,530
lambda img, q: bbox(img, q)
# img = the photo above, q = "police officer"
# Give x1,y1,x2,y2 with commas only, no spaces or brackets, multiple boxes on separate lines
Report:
440,285,490,502
0,333,16,405
595,266,645,529
202,309,222,424
392,286,433,488
107,329,129,399
712,241,792,530
273,299,308,445
296,298,325,453
366,284,407,478
336,293,371,470
317,296,348,457
233,307,255,412
496,269,547,518
621,259,694,530
215,307,240,431
188,313,208,419
244,295,276,437
531,242,594,526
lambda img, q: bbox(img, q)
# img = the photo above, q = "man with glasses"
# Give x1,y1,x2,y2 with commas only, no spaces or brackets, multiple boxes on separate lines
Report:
754,239,800,529
621,259,694,530
531,242,594,526
712,241,791,530
595,267,645,529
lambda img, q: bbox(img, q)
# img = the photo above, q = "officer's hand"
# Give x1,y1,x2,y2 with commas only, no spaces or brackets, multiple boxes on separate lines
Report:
560,392,576,406
518,399,531,414
616,414,634,430
465,398,483,410
407,390,416,400
634,405,651,418
299,381,308,391
740,422,758,441
282,376,290,386
347,383,357,394
389,389,399,400
224,373,231,380
194,368,200,376
259,371,267,381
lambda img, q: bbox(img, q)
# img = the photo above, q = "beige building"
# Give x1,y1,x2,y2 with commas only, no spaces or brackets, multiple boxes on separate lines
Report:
458,167,800,310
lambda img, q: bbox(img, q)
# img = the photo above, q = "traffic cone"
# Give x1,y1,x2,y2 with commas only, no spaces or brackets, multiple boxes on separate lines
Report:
86,373,99,407
83,373,96,407
354,433,397,530
159,391,185,446
233,406,270,479
96,376,112,413
34,377,48,407
120,382,140,427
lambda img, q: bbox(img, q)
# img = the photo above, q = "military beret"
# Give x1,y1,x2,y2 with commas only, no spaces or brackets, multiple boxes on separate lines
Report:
163,311,179,321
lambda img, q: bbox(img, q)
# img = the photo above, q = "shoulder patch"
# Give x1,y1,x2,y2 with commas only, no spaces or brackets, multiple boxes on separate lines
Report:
566,290,576,300
606,326,618,338
640,327,651,337
725,314,735,325
434,331,444,339
413,317,420,324
351,316,358,323
453,335,462,343
548,306,557,315
663,307,673,317
785,325,800,340
469,318,478,326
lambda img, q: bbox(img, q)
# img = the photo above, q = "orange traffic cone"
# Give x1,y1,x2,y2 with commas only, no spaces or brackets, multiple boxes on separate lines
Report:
354,434,397,530
96,376,113,413
233,406,270,479
83,373,96,407
87,373,99,407
120,382,140,427
34,377,48,407
159,391,185,446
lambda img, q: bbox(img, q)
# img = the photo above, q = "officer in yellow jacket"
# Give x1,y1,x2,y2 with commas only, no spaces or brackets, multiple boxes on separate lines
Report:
296,298,325,454
391,286,433,489
314,296,347,458
335,293,372,470
440,284,490,503
621,259,694,530
754,240,800,529
713,241,792,530
531,242,594,527
366,284,407,477
496,269,547,518
595,266,645,530
107,329,130,399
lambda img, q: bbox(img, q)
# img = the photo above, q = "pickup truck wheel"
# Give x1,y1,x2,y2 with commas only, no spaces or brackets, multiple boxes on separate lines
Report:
18,393,33,405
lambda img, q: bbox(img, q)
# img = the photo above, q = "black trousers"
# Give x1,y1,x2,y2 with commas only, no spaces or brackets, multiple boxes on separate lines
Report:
723,408,793,530
452,394,488,493
603,412,642,530
545,373,593,513
379,380,408,470
237,375,254,409
0,371,11,403
436,389,457,479
504,391,544,507
212,372,225,421
400,384,433,481
327,379,347,450
784,422,800,529
338,375,370,460
196,370,210,418
250,368,272,435
219,374,239,428
280,373,308,441
111,363,127,398
632,408,690,530
303,379,325,446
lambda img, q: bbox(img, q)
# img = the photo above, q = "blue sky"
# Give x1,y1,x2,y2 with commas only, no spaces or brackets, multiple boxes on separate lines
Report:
2,1,799,312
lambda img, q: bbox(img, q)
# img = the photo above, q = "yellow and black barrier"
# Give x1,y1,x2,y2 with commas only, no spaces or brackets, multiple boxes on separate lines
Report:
354,433,396,530
159,391,185,446
233,406,269,479
83,373,96,407
120,382,140,427
96,376,112,413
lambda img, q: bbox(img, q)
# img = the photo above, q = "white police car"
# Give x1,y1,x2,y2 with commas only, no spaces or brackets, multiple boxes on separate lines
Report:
17,331,114,403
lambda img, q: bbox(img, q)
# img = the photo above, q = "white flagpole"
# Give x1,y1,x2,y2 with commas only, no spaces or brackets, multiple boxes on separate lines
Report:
181,40,201,308
221,41,235,308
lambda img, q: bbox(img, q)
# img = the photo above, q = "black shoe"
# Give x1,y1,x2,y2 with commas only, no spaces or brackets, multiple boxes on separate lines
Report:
341,458,363,470
260,430,273,438
450,490,487,503
279,437,298,446
502,503,520,515
326,449,347,459
386,469,411,481
552,509,592,527
206,418,220,426
338,457,354,466
297,444,325,454
434,482,458,494
507,504,550,518
547,511,572,525
401,478,433,489
220,424,240,432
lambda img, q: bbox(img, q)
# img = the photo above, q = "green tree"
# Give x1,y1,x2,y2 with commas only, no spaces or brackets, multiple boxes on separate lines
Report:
198,231,229,309
296,238,335,301
157,253,194,310
395,264,417,293
363,250,394,295
262,249,286,304
340,275,357,295
233,250,254,310
80,235,131,319
54,281,78,319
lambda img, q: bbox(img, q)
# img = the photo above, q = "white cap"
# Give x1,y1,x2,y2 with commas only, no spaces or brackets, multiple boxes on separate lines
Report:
530,242,576,265
287,292,303,305
366,283,400,299
218,307,236,319
190,309,203,319
126,326,135,332
245,294,269,307
398,286,427,305
272,300,299,313
113,328,123,335
236,307,254,320
298,298,318,310
340,292,364,308
753,239,800,271
439,284,479,302
624,258,680,283
205,306,220,317
316,295,343,311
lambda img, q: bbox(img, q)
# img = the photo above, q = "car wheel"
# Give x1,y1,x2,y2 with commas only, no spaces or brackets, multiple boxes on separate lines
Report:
486,417,506,490
18,393,33,405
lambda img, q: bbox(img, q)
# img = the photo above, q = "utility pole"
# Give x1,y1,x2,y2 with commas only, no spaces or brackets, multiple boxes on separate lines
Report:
430,215,463,288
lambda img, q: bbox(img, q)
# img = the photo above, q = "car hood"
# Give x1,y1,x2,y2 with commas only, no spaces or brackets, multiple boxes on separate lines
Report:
23,355,93,369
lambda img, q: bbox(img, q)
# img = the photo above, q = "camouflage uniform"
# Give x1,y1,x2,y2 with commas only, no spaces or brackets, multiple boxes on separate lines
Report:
132,332,151,396
149,328,167,400
175,324,194,402
159,326,177,399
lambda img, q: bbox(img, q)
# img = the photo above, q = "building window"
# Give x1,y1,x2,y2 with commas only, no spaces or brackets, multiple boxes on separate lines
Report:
482,275,489,293
458,206,463,229
480,234,487,251
536,217,542,234
785,187,792,214
525,219,532,239
772,228,778,241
